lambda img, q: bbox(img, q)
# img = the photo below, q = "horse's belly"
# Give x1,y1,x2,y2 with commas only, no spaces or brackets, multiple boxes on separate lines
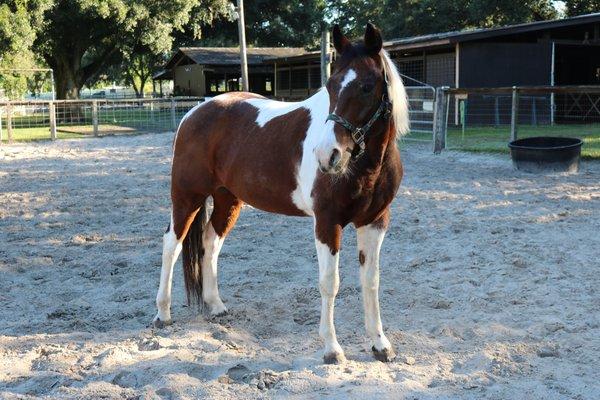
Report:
234,188,309,217
222,169,309,217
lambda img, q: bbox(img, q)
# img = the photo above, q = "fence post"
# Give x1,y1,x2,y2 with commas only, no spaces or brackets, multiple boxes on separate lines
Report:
6,102,13,144
92,100,99,137
433,86,448,154
49,101,57,140
170,99,177,131
510,86,519,142
0,106,3,145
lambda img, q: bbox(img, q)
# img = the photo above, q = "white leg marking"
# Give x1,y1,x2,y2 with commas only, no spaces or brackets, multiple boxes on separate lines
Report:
155,215,183,324
202,222,227,316
315,237,345,362
356,224,392,353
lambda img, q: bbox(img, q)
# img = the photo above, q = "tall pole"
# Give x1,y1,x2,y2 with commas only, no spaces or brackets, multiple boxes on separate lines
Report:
550,41,555,126
50,69,56,101
237,0,249,92
320,29,331,86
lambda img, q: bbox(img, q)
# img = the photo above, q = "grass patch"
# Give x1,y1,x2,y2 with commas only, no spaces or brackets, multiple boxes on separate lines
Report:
1,127,87,142
446,124,600,159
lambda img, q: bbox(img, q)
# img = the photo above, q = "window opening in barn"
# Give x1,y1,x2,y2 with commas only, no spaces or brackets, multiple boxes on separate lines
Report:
310,67,321,89
291,68,308,90
277,69,290,91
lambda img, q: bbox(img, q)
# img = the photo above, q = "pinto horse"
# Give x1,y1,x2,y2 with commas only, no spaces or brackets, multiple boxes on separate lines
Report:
153,23,409,364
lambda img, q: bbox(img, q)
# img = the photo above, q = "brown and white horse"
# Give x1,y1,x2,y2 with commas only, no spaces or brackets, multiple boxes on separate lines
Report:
153,23,409,364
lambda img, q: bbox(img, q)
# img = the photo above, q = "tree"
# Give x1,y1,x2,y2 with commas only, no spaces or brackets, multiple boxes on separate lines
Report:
0,0,50,99
35,0,231,99
327,0,559,40
122,51,166,98
190,0,327,48
564,0,600,16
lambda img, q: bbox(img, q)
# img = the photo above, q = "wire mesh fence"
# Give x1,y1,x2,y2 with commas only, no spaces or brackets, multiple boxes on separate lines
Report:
0,98,203,143
436,86,600,158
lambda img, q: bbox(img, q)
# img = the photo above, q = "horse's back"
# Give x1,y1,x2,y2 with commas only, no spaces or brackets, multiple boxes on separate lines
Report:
171,92,311,216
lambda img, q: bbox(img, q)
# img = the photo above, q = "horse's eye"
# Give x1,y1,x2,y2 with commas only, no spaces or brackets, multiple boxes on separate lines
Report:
361,82,374,94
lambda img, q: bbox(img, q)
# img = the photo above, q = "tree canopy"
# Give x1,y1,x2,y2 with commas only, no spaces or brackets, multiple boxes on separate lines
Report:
34,0,230,99
327,0,559,40
0,0,579,99
564,0,600,16
0,0,50,98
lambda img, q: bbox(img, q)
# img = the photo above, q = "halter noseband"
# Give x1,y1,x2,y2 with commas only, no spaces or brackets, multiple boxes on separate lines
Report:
325,71,392,158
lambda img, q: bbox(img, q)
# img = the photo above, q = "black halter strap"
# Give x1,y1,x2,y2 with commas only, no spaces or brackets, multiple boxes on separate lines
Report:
326,72,392,158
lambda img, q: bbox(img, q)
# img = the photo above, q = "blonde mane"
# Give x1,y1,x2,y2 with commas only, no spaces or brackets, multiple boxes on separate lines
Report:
380,50,410,136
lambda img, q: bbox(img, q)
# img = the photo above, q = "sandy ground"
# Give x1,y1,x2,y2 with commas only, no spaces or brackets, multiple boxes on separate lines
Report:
0,133,599,399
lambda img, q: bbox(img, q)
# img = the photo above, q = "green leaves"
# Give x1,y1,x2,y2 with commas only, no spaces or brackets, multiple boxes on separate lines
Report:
30,0,230,98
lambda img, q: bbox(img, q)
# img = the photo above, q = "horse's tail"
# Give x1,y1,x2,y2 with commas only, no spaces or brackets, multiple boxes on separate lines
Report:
182,201,209,306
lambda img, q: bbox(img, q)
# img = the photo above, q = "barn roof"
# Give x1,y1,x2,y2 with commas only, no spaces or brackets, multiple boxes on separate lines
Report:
384,12,600,51
165,47,306,69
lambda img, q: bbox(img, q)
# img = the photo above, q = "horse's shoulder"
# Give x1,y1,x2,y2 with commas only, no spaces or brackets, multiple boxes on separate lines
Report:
211,92,265,107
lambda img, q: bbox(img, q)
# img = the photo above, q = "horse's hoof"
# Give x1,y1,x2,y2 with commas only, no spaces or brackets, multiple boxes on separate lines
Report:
323,351,346,365
372,346,396,362
209,303,228,318
210,309,228,318
152,316,172,329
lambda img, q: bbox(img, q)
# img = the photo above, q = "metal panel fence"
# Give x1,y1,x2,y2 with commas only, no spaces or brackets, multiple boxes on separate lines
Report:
0,98,203,143
404,86,436,143
432,85,600,158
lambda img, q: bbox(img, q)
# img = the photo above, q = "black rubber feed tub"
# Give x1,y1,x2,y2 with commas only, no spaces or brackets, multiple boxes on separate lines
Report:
508,136,583,173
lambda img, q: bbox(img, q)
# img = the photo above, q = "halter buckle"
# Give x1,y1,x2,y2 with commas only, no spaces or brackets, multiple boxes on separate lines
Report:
351,127,365,144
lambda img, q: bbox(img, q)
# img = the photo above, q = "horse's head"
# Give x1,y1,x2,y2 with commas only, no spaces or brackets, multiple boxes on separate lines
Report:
314,23,409,174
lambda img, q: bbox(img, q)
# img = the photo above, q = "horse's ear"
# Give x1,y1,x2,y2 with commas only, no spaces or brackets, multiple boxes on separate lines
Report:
332,24,351,54
364,23,383,55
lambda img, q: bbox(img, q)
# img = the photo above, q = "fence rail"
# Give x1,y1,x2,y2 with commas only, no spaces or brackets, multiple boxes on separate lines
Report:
432,85,600,158
0,97,204,144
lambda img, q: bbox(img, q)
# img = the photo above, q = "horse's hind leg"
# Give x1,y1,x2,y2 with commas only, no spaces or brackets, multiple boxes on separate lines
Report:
154,200,206,327
202,187,243,316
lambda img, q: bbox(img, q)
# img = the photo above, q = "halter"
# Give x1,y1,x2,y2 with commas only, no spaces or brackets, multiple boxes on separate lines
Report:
326,71,392,158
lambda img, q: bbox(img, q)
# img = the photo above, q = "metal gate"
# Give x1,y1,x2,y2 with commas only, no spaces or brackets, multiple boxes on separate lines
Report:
404,85,436,142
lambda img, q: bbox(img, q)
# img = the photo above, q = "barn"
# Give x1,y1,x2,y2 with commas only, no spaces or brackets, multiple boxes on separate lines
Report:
267,13,600,92
160,47,305,97
157,13,600,125
266,13,600,125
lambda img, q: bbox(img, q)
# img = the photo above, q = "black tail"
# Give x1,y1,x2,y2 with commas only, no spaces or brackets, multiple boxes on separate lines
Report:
182,203,209,306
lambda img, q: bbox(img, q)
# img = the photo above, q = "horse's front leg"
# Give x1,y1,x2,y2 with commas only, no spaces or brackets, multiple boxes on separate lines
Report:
314,221,345,364
356,212,396,362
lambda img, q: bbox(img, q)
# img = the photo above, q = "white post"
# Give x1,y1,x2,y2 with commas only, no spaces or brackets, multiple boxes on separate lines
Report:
50,70,56,101
6,103,13,144
321,29,331,86
511,87,519,142
433,87,448,154
550,42,555,126
49,101,57,140
237,0,249,92
92,100,99,137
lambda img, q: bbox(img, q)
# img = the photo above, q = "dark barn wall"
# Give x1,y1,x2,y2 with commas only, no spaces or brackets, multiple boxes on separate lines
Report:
459,42,552,87
459,42,553,125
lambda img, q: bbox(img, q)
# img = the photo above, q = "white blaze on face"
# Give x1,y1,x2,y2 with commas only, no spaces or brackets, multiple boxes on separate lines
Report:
339,69,357,94
312,69,357,173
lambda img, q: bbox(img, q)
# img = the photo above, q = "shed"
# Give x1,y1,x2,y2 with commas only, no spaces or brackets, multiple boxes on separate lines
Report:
164,47,305,97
